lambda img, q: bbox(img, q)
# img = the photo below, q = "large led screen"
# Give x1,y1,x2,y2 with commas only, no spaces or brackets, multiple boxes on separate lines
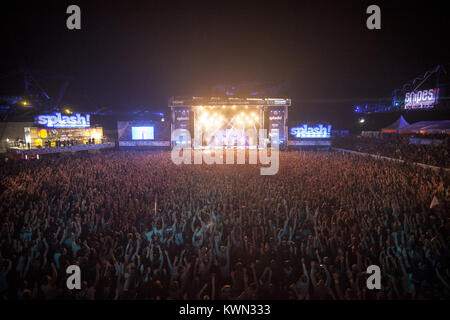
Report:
132,126,154,140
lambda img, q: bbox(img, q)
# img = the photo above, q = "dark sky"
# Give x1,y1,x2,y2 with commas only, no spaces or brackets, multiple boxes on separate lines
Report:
1,0,450,123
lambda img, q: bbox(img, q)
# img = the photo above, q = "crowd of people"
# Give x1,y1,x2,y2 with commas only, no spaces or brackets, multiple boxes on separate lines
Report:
333,134,450,168
0,150,448,300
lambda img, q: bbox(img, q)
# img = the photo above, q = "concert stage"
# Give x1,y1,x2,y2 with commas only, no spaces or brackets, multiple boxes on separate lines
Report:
169,96,291,148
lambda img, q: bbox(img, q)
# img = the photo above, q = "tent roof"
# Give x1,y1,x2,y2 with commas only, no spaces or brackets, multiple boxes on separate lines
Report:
382,115,409,132
399,120,450,133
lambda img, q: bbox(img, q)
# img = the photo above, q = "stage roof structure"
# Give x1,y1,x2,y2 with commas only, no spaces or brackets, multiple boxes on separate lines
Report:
169,96,291,108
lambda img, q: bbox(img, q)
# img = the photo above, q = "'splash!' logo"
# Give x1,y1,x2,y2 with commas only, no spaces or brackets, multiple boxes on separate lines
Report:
35,113,90,128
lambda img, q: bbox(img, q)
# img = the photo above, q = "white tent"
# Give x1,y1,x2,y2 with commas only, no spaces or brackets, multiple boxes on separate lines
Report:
381,115,409,133
399,120,450,134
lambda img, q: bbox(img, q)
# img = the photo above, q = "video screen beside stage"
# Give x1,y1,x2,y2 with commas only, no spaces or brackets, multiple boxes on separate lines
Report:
289,124,331,139
132,126,154,140
288,123,332,149
118,121,170,147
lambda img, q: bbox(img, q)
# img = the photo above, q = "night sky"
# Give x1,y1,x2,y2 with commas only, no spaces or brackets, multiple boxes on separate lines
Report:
1,0,449,124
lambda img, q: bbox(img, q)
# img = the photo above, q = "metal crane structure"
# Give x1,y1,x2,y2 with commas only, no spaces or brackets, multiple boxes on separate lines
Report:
0,68,73,145
0,68,72,121
354,64,450,114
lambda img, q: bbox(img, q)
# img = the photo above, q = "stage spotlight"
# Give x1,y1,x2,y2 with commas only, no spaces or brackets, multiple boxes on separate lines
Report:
200,111,209,119
199,113,210,127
